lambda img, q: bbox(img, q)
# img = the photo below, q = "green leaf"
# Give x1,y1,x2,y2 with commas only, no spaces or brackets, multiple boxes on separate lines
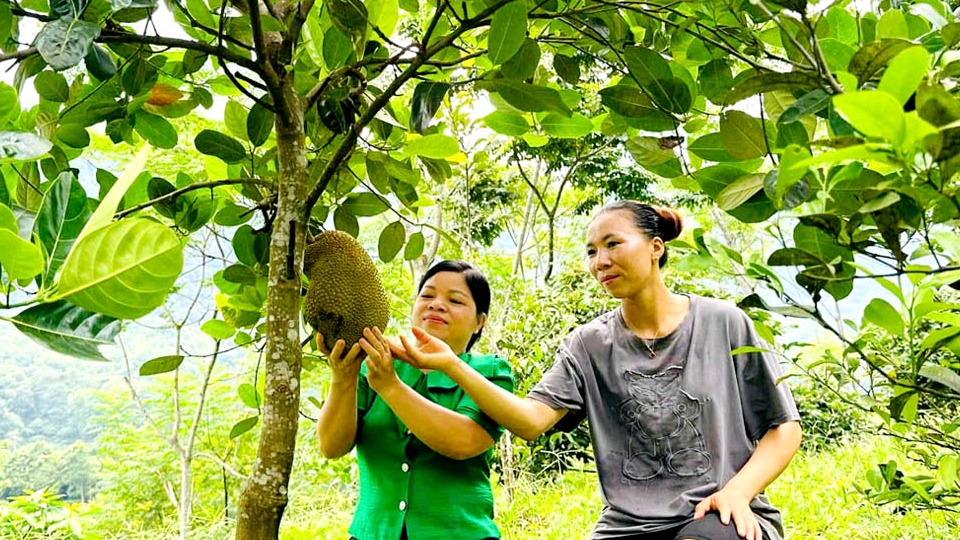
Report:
404,231,424,261
877,46,928,106
0,131,52,162
720,111,767,160
345,192,388,216
723,72,823,105
378,221,405,262
238,383,260,409
35,71,69,102
501,38,540,80
325,0,367,40
202,319,235,340
488,1,528,65
404,134,459,158
247,101,275,147
858,191,900,213
5,301,119,361
599,85,678,131
540,113,593,138
333,205,359,237
231,225,269,267
0,228,43,280
56,218,184,320
56,123,91,148
322,27,353,70
716,173,765,211
689,133,737,162
34,171,91,282
410,82,450,134
863,298,905,335
0,203,16,233
195,129,247,163
695,166,777,223
626,137,683,178
484,80,571,116
848,39,915,86
553,54,580,84
186,0,216,28
483,111,529,136
877,9,908,39
367,0,399,37
622,46,691,114
139,355,185,376
229,416,259,439
84,44,117,81
224,100,249,140
134,111,178,149
832,91,905,144
0,83,19,126
36,18,100,71
698,59,734,105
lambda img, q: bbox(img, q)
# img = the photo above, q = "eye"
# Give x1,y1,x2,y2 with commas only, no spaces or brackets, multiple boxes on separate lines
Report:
586,248,596,257
606,240,620,248
418,293,433,299
451,299,464,305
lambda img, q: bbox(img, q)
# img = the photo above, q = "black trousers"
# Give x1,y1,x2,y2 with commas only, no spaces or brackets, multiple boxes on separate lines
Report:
617,513,770,540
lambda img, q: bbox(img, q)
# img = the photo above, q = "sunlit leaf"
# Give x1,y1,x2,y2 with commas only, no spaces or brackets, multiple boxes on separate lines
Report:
0,131,52,162
410,82,450,134
5,301,119,361
488,1,527,65
36,18,100,71
229,416,259,438
378,221,405,262
56,218,184,320
878,46,929,105
195,129,246,163
139,355,185,376
34,171,91,282
404,134,459,158
0,228,43,280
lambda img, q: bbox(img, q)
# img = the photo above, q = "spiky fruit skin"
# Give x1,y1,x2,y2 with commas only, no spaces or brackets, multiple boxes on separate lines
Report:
303,231,390,350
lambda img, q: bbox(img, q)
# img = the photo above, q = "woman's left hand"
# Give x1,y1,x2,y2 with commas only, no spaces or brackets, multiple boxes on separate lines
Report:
360,326,401,395
693,486,762,540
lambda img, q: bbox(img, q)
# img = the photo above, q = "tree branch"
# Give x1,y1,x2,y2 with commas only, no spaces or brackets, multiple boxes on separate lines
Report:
98,30,263,75
114,179,274,219
0,46,38,64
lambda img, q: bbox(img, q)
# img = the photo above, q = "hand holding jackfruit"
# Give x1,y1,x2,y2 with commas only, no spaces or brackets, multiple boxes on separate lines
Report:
303,231,390,351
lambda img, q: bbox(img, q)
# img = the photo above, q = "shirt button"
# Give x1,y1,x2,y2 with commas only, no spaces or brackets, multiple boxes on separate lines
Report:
399,501,407,511
401,463,409,472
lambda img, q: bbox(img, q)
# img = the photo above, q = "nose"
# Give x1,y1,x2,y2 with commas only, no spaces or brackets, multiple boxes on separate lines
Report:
593,248,611,270
427,298,446,311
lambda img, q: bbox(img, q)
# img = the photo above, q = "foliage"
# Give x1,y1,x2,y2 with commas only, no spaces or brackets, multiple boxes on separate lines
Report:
3,0,960,534
0,488,88,540
0,441,98,501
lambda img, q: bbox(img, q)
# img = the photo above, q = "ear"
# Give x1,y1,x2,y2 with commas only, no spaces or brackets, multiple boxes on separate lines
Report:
474,313,487,334
650,237,666,260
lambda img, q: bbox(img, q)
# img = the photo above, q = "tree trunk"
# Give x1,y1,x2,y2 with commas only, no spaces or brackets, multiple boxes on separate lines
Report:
235,78,308,540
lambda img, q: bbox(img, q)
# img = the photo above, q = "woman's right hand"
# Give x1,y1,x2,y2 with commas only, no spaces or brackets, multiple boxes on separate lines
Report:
316,333,363,383
388,326,461,373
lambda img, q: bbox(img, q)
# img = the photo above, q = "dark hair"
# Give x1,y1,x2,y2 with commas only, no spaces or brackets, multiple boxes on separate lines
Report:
596,201,684,268
417,260,491,352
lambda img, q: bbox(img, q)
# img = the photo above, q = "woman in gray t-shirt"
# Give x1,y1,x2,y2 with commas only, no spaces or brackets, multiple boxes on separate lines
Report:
391,201,802,540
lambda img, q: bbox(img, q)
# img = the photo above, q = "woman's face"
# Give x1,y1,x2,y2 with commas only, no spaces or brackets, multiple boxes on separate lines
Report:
585,209,664,299
413,271,485,354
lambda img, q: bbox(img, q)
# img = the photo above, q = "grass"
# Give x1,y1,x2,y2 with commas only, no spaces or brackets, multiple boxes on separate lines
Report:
277,435,957,540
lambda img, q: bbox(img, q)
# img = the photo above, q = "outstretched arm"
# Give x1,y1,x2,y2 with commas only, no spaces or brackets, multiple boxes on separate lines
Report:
391,326,566,441
316,336,364,459
360,327,494,460
694,421,802,540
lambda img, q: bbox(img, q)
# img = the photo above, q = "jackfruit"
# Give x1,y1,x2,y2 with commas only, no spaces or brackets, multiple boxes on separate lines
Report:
302,230,390,351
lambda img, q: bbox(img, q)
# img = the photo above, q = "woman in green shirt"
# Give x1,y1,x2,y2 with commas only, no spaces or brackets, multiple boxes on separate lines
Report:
316,260,514,540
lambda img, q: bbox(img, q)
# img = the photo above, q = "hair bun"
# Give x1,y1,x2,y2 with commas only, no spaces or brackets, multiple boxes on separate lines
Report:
655,207,683,241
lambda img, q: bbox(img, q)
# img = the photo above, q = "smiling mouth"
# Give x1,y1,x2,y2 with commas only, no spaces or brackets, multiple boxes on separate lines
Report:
423,316,446,324
600,275,618,285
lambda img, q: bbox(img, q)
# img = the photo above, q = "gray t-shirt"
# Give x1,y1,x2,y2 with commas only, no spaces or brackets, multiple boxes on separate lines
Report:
527,295,799,539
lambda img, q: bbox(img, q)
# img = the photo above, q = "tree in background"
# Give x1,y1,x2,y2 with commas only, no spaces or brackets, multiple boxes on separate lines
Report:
2,0,960,536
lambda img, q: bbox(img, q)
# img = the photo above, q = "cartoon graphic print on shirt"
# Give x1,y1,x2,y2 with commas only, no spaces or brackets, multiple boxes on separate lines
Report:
618,365,712,481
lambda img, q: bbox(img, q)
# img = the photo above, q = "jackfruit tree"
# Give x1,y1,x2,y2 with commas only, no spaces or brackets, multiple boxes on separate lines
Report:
1,0,960,536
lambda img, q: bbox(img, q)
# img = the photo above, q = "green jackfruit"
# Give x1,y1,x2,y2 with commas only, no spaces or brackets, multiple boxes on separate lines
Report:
302,230,390,351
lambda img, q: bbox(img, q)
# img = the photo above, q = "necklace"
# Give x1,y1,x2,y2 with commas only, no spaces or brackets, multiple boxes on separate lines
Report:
639,321,662,359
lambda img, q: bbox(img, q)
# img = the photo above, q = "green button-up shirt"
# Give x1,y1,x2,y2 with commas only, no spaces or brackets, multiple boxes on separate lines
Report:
348,353,514,540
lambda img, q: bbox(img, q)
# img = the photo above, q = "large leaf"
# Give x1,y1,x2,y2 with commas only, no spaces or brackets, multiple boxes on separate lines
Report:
410,82,449,134
832,91,905,144
599,85,678,131
484,80,571,116
195,129,247,163
4,301,120,361
694,166,777,223
689,133,737,162
345,192,388,216
716,174,765,211
720,111,767,160
541,113,593,138
723,72,824,105
0,83,19,126
34,171,91,282
55,217,184,320
622,46,690,114
34,71,70,103
139,355,185,375
378,221,405,263
36,18,101,71
247,101,275,147
487,1,527,65
483,111,529,136
848,39,915,86
405,134,459,158
877,46,929,106
0,228,43,280
325,0,367,40
84,44,118,81
134,111,178,149
863,298,905,336
918,365,960,394
0,131,52,162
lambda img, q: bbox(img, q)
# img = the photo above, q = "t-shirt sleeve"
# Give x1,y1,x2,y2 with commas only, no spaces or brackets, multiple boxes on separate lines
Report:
731,310,800,441
526,341,587,431
454,355,515,441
